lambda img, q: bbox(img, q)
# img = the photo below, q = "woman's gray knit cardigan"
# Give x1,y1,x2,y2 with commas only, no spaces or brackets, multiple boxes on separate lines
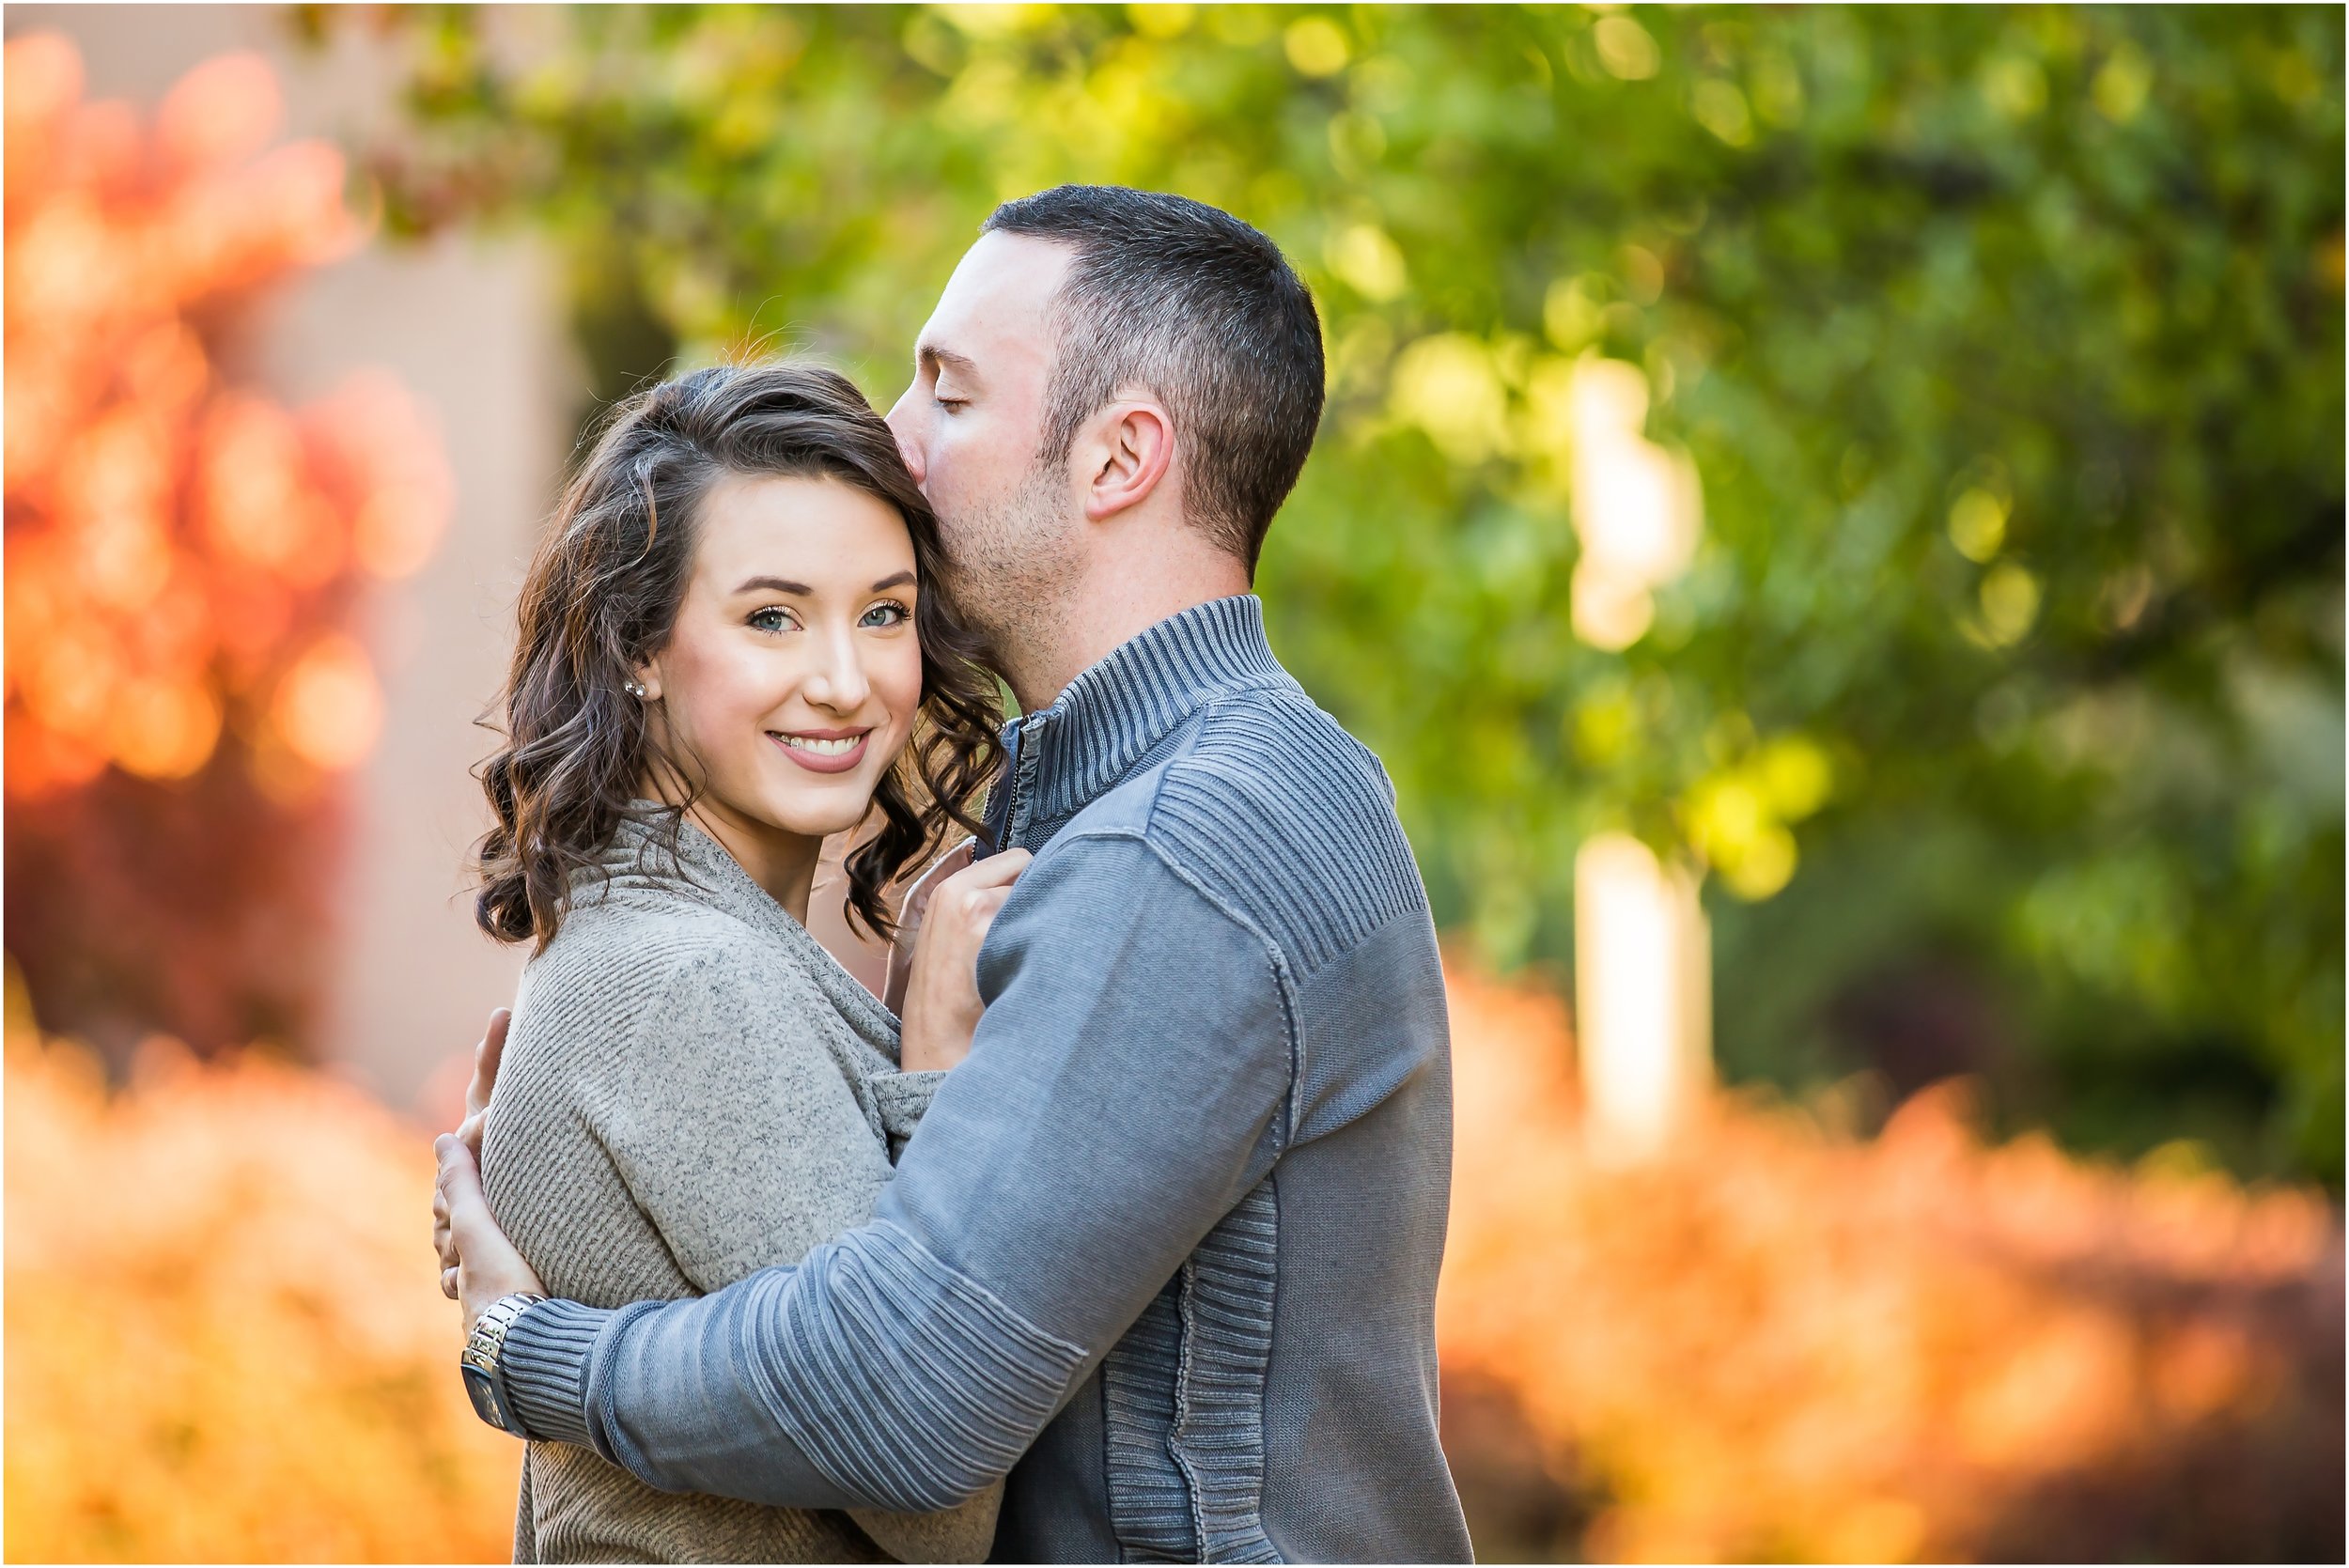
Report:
479,812,1000,1564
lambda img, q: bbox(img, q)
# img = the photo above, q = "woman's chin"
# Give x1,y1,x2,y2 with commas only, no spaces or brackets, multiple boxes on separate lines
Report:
720,778,881,844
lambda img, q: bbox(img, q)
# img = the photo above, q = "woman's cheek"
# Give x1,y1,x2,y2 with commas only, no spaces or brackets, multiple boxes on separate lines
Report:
882,641,926,746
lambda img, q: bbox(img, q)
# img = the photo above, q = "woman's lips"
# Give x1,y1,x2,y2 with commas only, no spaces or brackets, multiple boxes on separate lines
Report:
769,728,871,775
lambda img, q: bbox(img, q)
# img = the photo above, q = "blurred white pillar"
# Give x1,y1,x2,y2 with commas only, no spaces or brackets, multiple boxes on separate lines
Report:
1563,351,1713,1153
1574,832,1712,1157
1565,355,1702,652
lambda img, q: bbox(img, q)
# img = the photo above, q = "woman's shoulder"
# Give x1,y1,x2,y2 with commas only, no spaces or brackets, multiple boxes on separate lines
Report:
566,811,894,1024
533,887,822,1013
522,887,857,1074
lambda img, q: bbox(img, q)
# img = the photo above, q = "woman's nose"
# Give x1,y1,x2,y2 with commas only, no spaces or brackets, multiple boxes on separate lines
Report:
801,622,872,713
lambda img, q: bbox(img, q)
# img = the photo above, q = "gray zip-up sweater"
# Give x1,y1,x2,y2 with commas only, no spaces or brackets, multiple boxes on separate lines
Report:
480,813,999,1563
494,596,1472,1562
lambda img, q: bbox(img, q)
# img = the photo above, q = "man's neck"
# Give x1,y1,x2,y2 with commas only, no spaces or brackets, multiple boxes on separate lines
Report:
1002,553,1252,714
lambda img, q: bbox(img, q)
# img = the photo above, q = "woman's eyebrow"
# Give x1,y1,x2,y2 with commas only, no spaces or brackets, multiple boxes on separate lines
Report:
732,572,914,595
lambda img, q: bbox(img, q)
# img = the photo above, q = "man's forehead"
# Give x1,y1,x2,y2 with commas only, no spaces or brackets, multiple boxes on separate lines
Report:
918,231,1075,365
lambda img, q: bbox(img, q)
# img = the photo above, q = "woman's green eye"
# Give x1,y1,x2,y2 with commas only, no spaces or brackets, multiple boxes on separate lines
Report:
748,607,792,634
863,601,910,629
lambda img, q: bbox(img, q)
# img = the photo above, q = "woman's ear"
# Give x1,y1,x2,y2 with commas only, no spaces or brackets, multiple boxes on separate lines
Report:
632,659,663,702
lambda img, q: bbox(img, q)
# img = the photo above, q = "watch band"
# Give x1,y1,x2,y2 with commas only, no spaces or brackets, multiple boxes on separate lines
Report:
460,1292,548,1436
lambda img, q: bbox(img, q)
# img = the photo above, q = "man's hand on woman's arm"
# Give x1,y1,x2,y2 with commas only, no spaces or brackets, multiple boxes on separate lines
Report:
428,826,1027,1338
549,831,1295,1514
431,1006,544,1334
436,1132,547,1336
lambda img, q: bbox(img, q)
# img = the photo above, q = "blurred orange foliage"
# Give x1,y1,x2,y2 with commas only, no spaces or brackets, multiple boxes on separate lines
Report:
1439,959,2346,1562
4,33,454,1063
4,976,519,1564
5,951,2338,1563
3,31,450,800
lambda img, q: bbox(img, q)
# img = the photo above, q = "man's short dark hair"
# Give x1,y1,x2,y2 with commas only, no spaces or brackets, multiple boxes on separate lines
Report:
983,185,1325,576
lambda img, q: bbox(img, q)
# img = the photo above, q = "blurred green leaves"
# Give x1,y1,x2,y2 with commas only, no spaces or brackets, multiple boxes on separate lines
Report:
361,4,2343,1181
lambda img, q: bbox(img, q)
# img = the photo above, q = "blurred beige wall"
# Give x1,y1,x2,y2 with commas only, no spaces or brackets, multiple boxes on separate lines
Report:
11,4,569,1113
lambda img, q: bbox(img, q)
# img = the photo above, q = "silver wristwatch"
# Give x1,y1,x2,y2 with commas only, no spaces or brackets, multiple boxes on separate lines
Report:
459,1291,548,1436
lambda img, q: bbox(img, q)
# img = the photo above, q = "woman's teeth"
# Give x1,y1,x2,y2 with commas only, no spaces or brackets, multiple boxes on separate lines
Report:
776,734,860,755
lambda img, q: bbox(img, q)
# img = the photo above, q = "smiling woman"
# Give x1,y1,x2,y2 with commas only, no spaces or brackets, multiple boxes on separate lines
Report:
473,359,1001,949
630,473,929,908
460,359,1022,1563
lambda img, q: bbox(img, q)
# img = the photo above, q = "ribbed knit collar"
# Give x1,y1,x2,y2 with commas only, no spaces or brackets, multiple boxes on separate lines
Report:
589,806,902,1046
1010,594,1290,829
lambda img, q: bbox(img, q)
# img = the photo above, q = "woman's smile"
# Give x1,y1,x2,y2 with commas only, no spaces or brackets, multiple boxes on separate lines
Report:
768,725,872,774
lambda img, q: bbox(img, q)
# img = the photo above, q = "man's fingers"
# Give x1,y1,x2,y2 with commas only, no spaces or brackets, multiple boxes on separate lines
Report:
433,1190,458,1272
455,1006,507,1159
432,1173,458,1280
437,1131,476,1185
437,1132,546,1331
436,1137,496,1304
436,1133,486,1222
464,1008,511,1121
433,1135,465,1285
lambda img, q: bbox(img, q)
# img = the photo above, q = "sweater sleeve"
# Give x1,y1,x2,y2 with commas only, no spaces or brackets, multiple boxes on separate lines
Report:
526,945,1003,1563
870,1069,948,1162
497,830,1297,1512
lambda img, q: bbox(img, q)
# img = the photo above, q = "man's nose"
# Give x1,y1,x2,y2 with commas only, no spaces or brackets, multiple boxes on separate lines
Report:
883,391,926,488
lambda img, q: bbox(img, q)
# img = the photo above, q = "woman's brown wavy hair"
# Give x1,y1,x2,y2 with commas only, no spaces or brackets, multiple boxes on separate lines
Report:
474,361,1002,951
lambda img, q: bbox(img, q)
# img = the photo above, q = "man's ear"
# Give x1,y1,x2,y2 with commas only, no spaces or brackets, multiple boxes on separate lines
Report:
1081,399,1176,523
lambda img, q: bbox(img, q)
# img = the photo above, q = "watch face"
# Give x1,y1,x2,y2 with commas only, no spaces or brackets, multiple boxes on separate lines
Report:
461,1363,510,1433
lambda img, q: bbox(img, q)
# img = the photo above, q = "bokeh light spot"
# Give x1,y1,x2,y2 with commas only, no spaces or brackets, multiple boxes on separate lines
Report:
271,635,381,771
107,676,222,781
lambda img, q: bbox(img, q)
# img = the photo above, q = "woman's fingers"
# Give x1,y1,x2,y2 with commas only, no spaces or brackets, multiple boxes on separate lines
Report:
933,849,1032,927
957,847,1031,889
900,840,976,929
897,847,1033,1066
887,843,988,1014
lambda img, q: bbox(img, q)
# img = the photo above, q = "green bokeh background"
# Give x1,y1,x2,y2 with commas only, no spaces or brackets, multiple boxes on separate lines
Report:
350,3,2344,1186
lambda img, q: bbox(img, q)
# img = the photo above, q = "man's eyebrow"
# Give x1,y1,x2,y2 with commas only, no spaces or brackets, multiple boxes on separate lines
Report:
871,570,916,592
920,343,980,380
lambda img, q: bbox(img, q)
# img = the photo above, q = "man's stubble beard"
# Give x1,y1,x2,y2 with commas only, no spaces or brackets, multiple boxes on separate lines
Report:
934,462,1085,703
